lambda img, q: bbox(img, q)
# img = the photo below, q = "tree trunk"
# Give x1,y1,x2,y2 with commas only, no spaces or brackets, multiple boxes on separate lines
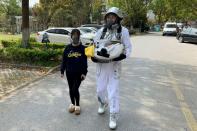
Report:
22,0,30,48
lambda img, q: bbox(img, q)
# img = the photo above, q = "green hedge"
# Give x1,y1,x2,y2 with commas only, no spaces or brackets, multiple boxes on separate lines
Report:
1,37,38,48
1,47,63,61
0,40,67,66
1,40,66,49
18,37,37,43
1,40,19,47
31,42,66,49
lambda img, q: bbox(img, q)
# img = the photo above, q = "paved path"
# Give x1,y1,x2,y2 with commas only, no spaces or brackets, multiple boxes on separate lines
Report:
1,32,197,131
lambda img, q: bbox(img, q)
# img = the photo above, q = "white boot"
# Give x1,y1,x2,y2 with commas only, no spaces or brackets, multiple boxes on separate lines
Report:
98,102,108,114
109,113,118,130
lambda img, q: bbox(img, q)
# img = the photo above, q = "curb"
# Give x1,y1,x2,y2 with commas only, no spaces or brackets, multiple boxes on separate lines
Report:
0,65,60,100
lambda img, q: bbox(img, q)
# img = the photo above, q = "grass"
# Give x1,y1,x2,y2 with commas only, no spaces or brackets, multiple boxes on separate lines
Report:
0,33,21,41
0,33,36,49
0,33,36,44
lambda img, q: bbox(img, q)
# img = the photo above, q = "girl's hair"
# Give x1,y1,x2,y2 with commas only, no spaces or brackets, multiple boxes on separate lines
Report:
71,29,81,38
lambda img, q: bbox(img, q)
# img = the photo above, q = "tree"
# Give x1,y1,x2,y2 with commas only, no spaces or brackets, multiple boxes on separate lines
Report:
149,0,197,24
0,0,21,16
32,0,59,29
32,0,92,28
21,0,29,48
32,0,73,28
109,0,148,28
92,0,103,24
50,8,73,27
0,0,21,33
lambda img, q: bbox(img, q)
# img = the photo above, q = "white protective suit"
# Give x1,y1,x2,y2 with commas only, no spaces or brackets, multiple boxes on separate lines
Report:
94,26,132,113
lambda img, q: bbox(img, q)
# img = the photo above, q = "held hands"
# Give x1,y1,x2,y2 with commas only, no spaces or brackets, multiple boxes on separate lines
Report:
61,74,86,81
61,74,64,78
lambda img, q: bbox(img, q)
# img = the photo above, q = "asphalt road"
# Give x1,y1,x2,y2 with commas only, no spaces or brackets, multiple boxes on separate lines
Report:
0,32,197,131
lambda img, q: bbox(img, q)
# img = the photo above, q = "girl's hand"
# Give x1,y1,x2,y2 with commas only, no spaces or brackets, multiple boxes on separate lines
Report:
61,74,64,78
81,74,86,81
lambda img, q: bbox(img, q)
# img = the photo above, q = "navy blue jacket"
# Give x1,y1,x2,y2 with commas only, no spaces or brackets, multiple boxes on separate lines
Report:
61,44,88,75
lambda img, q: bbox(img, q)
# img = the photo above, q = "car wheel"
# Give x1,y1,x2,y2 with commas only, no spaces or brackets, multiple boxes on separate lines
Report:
162,33,165,36
178,36,184,43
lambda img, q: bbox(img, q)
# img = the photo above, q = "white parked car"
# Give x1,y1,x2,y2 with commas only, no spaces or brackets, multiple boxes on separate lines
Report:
78,27,97,34
162,22,177,36
36,27,94,46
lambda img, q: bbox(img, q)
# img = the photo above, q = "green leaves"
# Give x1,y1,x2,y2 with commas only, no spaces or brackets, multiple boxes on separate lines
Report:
149,0,197,23
0,0,21,16
32,0,92,27
0,40,65,66
108,0,148,28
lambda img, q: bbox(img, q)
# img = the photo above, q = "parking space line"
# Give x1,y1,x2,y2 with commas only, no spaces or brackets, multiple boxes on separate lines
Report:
169,71,197,131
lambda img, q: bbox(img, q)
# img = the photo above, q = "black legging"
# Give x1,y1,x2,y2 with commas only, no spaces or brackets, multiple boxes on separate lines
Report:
66,72,82,106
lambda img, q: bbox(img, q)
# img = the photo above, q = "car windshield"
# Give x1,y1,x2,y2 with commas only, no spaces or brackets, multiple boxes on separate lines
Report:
166,24,177,28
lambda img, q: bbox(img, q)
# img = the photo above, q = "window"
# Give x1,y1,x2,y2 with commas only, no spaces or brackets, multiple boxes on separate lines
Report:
166,24,177,28
81,28,92,33
46,29,56,33
57,29,69,35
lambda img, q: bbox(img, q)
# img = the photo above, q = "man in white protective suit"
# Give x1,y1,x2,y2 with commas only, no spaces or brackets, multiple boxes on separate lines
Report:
91,7,132,130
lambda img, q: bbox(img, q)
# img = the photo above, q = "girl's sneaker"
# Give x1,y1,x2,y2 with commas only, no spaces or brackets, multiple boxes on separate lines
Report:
68,104,75,113
75,106,81,115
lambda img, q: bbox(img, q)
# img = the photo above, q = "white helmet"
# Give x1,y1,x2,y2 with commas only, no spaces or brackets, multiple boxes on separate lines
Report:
105,7,123,20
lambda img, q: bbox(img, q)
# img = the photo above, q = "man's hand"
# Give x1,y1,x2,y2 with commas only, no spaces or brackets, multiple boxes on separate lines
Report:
81,74,86,81
113,54,126,61
91,57,98,63
61,74,64,78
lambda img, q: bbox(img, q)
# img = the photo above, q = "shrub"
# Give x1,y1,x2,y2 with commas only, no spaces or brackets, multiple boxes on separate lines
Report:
0,40,66,66
1,40,66,49
0,47,64,66
1,40,19,47
18,37,37,43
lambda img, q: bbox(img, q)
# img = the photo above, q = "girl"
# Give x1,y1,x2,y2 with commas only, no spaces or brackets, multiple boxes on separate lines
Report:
61,29,88,115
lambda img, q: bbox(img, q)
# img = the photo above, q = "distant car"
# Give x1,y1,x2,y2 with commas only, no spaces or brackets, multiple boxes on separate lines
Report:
163,22,177,36
81,24,103,30
36,27,94,46
36,27,72,44
177,26,197,43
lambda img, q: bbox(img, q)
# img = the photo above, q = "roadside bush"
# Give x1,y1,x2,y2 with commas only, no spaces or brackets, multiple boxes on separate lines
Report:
0,47,64,66
4,47,63,61
31,42,66,49
1,40,19,47
0,48,5,59
0,40,67,66
18,37,37,43
1,40,66,49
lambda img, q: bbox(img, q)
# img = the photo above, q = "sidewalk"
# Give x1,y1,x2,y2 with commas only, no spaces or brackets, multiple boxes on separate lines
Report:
0,58,194,131
0,63,57,99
